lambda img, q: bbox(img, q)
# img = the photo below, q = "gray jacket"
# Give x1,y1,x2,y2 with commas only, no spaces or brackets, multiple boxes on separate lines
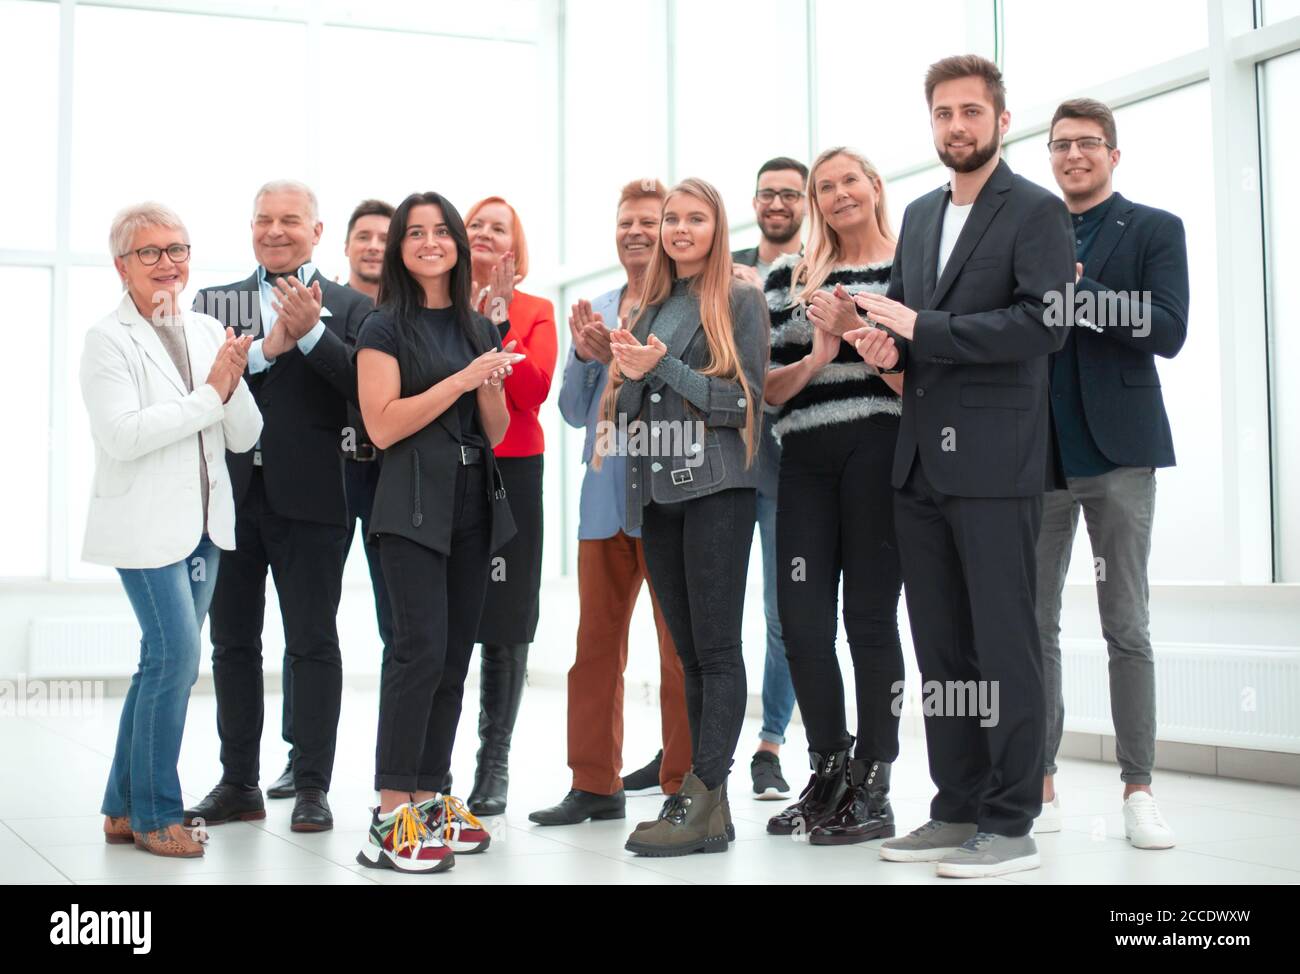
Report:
616,279,770,530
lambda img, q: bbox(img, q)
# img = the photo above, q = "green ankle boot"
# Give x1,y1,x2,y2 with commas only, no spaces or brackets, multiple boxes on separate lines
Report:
624,771,728,857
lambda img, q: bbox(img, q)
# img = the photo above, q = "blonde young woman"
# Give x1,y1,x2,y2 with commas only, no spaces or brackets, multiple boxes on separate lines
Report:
598,177,769,856
761,148,906,846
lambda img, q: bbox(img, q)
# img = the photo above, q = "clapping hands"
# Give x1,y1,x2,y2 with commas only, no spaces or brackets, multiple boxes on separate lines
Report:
568,299,612,364
206,327,253,403
608,328,667,380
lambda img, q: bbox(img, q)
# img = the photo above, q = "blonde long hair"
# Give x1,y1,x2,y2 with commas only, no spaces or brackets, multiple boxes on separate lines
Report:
791,147,895,304
595,177,758,469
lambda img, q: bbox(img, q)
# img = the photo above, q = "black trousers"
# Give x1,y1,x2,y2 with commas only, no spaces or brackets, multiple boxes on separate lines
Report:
280,457,395,758
209,469,348,791
641,488,755,790
374,463,491,793
894,457,1046,837
776,417,904,760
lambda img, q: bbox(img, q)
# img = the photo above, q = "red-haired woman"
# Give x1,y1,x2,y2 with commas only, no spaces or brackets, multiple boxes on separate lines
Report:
463,196,558,816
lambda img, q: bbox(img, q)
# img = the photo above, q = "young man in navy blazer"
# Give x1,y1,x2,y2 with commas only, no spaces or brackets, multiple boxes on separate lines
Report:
1032,99,1187,850
184,180,371,834
849,55,1074,877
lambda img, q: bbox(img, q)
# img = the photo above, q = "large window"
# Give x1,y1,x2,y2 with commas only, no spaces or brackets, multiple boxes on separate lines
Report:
2,0,1298,591
1261,49,1300,580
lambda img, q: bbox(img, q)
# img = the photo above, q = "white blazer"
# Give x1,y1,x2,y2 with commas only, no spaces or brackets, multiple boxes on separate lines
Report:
79,292,263,569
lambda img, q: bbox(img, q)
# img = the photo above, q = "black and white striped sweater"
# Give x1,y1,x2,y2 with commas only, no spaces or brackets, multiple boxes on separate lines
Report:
764,252,902,443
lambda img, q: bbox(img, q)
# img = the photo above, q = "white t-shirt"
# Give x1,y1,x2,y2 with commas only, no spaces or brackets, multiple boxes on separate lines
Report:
937,198,974,279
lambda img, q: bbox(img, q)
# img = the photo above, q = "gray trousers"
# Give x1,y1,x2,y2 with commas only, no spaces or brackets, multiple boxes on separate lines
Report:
1036,466,1157,785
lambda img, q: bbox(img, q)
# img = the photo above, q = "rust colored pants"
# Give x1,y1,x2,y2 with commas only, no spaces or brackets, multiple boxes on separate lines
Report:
568,532,691,795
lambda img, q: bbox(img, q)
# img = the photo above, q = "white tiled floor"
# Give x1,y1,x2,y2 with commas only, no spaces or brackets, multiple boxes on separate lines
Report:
3,682,1299,885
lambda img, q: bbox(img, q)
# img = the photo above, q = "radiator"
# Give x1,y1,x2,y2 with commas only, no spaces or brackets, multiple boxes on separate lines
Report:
1061,638,1300,753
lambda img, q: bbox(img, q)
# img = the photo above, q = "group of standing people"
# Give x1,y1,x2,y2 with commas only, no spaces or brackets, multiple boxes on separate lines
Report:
82,52,1186,878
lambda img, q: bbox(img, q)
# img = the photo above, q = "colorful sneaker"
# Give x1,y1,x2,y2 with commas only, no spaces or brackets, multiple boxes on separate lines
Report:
419,794,492,854
356,803,454,874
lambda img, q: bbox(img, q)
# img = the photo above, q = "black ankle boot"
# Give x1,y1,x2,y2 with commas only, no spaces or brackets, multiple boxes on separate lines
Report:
765,747,851,836
810,759,895,845
467,642,529,815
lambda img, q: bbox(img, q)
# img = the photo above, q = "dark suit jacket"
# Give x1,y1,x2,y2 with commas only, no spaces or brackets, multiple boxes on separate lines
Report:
885,159,1075,497
366,312,516,556
1056,192,1188,468
731,246,760,267
194,268,369,527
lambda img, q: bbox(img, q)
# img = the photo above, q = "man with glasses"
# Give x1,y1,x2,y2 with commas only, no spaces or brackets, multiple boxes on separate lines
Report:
1034,98,1188,850
184,179,371,834
730,157,807,801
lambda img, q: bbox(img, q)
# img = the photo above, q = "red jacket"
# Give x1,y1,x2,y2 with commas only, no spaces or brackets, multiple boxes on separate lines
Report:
495,289,557,457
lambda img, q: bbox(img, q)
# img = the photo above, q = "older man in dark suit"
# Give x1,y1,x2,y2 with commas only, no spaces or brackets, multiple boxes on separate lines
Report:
849,55,1074,878
184,180,372,833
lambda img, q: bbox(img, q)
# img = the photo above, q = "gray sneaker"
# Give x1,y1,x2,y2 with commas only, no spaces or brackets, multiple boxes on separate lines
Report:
879,819,978,862
935,831,1040,878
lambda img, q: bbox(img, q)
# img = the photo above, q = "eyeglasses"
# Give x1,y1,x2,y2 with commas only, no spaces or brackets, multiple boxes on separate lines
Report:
755,189,804,205
1047,137,1113,155
120,243,192,265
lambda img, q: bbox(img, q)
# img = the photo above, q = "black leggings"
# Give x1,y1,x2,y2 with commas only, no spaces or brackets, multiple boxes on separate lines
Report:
776,417,904,760
374,463,491,793
641,488,756,790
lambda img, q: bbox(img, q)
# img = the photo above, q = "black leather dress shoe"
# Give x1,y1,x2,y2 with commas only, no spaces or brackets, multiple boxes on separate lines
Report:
291,788,333,832
528,789,626,826
183,783,266,827
266,757,295,799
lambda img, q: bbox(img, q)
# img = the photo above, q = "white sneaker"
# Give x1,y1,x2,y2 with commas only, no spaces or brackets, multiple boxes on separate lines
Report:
1033,794,1061,834
1123,791,1175,849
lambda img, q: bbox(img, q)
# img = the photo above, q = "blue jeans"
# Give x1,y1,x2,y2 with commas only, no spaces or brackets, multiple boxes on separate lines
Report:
756,428,795,745
103,536,220,833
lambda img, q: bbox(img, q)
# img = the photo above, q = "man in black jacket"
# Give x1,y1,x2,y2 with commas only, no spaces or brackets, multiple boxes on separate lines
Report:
1032,99,1187,850
849,55,1074,877
184,180,371,833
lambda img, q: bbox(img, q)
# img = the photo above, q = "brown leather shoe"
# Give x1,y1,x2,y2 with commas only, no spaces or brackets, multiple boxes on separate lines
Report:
103,816,133,845
133,823,204,858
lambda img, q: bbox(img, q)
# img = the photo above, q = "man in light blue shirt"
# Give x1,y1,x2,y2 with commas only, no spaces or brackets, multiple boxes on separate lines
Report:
529,180,692,828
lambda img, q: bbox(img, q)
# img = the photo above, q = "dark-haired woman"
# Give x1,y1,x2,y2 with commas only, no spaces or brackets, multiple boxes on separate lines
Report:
354,192,524,874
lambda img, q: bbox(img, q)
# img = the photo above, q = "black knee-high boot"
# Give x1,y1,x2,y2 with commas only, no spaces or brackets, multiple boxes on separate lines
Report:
468,642,530,815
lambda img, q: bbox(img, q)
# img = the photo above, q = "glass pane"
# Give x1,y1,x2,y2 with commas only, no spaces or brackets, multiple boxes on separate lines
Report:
0,1,59,251
0,266,51,576
66,265,126,581
672,0,809,234
315,25,546,285
815,0,972,176
1004,82,1223,583
1002,0,1207,104
563,0,669,272
70,6,309,264
321,0,540,39
885,165,948,236
1260,0,1300,25
1261,50,1300,579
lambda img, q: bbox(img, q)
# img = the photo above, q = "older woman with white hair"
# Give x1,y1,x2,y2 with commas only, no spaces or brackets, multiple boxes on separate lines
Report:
81,202,262,858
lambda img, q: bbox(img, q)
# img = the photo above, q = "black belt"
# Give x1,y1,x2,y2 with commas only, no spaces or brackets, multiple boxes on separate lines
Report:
458,445,484,465
343,444,379,462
